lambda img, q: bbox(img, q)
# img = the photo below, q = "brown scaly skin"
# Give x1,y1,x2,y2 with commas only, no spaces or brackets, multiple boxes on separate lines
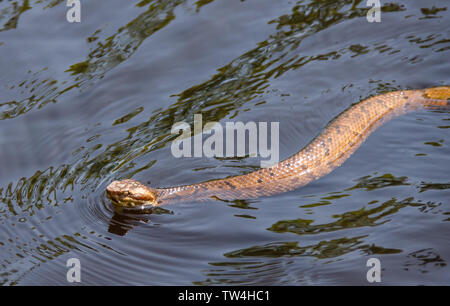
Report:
106,86,450,208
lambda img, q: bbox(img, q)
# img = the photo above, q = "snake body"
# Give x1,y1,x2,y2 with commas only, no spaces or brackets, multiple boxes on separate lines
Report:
106,87,450,207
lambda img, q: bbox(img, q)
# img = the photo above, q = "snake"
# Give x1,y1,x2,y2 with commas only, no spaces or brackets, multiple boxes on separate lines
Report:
106,86,450,208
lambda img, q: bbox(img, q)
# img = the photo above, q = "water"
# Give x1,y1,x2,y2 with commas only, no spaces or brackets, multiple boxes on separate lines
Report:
0,0,449,285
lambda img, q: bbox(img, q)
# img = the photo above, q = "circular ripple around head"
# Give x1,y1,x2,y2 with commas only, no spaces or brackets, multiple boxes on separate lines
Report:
83,177,174,237
82,179,117,225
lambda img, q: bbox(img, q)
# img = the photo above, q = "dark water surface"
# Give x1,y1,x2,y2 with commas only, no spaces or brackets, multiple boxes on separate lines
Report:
0,0,449,285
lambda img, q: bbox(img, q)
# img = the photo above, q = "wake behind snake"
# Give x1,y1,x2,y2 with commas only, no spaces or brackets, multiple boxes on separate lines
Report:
106,86,450,208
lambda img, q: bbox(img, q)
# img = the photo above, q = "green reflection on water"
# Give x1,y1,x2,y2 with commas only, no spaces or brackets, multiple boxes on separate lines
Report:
195,234,401,285
196,192,447,284
113,107,145,126
346,173,410,191
404,248,447,273
419,182,450,193
223,236,401,259
0,0,31,32
424,140,444,147
269,197,423,235
1,0,191,120
420,6,447,19
0,0,411,120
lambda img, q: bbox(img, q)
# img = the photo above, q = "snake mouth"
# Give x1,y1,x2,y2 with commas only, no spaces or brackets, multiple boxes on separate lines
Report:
106,193,148,208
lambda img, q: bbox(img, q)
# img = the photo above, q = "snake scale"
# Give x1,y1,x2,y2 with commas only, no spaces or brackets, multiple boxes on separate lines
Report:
106,86,450,207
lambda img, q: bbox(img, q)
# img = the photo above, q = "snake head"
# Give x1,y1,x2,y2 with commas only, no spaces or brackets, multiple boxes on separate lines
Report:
106,179,158,208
